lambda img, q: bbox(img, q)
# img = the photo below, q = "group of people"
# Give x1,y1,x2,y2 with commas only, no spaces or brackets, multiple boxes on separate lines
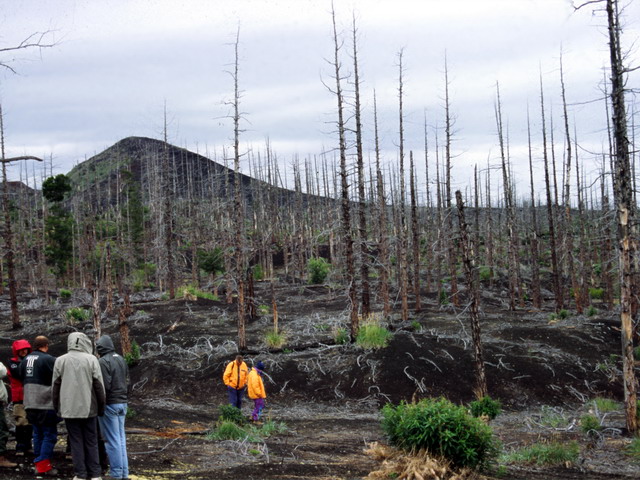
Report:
0,332,130,480
223,355,267,421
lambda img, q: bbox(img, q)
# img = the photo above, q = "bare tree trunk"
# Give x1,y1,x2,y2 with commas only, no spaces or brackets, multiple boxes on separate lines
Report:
527,109,542,309
495,84,519,310
410,152,421,312
540,74,563,312
351,16,371,316
398,49,410,321
605,0,637,433
455,190,487,398
444,57,459,307
162,105,176,299
231,27,247,350
374,93,391,317
330,7,358,339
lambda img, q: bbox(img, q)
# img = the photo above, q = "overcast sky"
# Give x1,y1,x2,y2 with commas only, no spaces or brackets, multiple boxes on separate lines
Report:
1,0,639,201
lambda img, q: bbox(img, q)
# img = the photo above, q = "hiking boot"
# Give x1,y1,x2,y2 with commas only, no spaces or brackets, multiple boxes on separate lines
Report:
0,455,17,468
43,467,59,476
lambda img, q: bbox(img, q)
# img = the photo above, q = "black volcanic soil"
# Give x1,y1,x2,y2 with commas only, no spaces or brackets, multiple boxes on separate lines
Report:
0,278,638,479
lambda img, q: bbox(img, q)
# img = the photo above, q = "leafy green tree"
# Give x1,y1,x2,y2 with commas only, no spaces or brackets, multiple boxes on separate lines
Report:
42,174,72,202
198,247,225,294
121,170,145,266
42,174,74,278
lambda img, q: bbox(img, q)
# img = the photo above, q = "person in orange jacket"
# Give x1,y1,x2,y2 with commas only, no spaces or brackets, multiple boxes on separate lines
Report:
247,361,266,422
223,355,248,410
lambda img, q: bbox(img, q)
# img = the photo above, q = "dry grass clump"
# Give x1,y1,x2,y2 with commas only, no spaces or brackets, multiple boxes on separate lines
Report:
364,442,486,480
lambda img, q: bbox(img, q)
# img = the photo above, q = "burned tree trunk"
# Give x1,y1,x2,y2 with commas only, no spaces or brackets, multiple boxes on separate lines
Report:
455,190,487,398
605,0,637,433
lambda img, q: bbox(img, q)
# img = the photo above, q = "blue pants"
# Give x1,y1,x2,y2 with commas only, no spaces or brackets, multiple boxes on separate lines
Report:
98,403,129,479
27,409,58,464
227,387,245,409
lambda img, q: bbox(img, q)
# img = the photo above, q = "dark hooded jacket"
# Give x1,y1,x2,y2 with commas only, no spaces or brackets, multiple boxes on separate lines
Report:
96,335,129,405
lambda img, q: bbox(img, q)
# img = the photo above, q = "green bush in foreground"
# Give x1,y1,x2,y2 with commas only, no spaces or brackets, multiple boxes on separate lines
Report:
356,322,392,349
580,414,602,434
469,396,502,420
218,404,245,425
381,398,498,469
502,441,579,466
626,437,640,459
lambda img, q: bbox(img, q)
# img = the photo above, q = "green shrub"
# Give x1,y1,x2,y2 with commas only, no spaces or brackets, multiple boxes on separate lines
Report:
580,414,601,434
59,288,72,299
634,346,640,361
439,290,449,305
308,257,330,284
208,420,255,441
177,285,218,301
125,408,137,419
503,441,579,466
124,340,141,366
592,397,619,413
265,329,287,349
479,267,491,282
587,305,598,317
218,404,245,425
626,437,640,459
469,396,502,420
259,419,288,437
538,406,570,429
558,309,569,319
411,320,422,332
589,288,604,300
356,319,392,350
381,398,498,469
66,307,90,323
253,264,264,281
334,327,349,345
258,304,270,315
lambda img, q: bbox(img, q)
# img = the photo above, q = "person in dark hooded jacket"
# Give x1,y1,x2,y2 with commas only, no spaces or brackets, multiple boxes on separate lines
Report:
96,335,130,480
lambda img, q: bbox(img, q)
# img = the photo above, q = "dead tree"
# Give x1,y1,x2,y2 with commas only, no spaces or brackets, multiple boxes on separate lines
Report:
374,93,391,317
527,108,542,309
495,83,519,310
328,6,358,339
230,26,247,350
0,104,43,329
410,151,421,312
162,104,176,299
560,55,581,313
351,15,371,316
455,190,488,398
397,49,410,321
539,74,563,312
443,56,459,307
605,0,638,433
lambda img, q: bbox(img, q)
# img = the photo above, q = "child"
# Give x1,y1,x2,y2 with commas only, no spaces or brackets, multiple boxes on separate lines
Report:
247,361,266,422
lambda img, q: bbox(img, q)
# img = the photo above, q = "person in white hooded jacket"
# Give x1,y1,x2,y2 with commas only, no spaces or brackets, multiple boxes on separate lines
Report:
52,332,106,480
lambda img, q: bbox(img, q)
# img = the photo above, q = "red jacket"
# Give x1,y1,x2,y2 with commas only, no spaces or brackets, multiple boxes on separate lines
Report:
8,339,31,403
